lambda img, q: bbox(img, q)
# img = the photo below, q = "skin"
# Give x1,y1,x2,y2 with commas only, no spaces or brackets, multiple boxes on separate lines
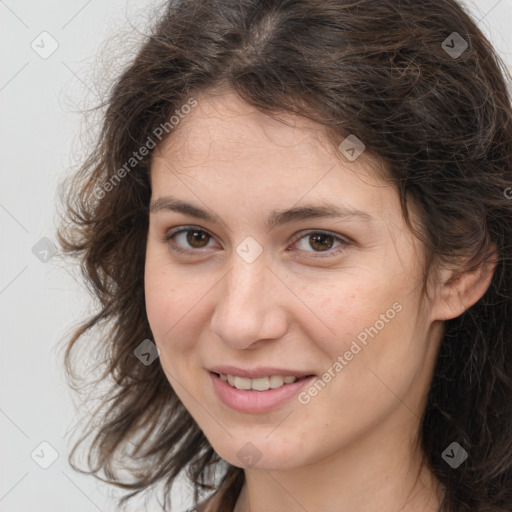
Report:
144,87,495,512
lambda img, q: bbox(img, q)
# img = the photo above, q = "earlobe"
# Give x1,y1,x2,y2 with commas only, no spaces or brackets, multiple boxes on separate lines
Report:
431,244,498,321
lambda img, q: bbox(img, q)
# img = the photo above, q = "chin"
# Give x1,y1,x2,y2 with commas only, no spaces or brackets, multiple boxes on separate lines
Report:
209,435,306,470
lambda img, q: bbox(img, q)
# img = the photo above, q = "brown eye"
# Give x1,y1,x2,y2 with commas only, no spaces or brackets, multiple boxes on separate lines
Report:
164,227,349,258
185,229,211,248
308,233,335,252
292,230,349,257
164,227,215,253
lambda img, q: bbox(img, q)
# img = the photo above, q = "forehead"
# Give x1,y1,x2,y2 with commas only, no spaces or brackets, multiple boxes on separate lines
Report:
152,89,382,185
156,91,325,169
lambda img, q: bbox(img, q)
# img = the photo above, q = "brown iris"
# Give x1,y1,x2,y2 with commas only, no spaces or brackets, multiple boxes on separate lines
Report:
186,230,210,248
308,233,334,252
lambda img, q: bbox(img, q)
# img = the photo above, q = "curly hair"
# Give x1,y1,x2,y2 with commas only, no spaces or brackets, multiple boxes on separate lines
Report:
56,0,512,510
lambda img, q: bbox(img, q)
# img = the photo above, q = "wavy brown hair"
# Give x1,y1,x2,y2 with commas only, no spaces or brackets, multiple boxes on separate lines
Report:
56,0,512,510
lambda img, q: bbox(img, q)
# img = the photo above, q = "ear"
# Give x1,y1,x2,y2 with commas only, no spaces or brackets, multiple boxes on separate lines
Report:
429,243,498,322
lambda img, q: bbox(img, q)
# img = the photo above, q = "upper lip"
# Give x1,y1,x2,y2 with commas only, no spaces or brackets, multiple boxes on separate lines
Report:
208,365,315,379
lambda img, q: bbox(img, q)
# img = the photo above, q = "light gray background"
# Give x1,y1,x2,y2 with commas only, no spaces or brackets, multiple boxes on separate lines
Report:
1,0,511,510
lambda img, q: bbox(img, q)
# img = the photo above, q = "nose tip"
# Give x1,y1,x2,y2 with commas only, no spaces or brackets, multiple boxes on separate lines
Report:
210,257,288,350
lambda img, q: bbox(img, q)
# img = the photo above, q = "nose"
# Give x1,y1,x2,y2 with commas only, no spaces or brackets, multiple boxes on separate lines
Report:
210,251,288,350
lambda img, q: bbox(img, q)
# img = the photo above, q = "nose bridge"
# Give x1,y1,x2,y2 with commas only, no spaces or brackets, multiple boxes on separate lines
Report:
210,248,286,348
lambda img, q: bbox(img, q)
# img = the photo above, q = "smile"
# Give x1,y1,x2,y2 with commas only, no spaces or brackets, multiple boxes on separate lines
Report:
217,373,309,391
209,371,316,413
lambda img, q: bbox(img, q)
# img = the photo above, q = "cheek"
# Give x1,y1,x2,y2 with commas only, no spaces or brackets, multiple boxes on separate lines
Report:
144,265,172,335
144,264,197,392
144,249,185,353
144,252,210,357
312,271,418,379
310,274,394,342
319,287,424,416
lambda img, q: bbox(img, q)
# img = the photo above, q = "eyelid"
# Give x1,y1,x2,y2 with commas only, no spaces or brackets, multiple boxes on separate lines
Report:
163,225,351,257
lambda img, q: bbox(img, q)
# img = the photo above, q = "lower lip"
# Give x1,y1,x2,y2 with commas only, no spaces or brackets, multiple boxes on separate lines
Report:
209,372,316,413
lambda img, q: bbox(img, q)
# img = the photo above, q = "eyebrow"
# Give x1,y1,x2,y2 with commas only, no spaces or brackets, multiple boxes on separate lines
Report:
149,196,373,231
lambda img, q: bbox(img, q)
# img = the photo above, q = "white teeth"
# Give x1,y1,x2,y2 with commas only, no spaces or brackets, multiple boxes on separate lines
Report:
251,377,270,391
234,376,252,390
269,375,285,388
220,373,300,391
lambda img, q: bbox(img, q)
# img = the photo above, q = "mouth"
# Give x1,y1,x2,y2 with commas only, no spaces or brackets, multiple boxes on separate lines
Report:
209,371,317,413
210,371,315,392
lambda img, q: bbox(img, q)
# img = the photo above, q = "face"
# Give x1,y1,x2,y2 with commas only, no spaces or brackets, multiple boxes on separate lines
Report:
144,88,445,471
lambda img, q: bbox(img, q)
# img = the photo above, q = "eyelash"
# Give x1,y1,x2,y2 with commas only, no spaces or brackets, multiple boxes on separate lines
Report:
162,226,350,258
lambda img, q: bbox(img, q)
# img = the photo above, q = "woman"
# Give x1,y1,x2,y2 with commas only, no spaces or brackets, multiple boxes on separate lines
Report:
56,0,512,511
